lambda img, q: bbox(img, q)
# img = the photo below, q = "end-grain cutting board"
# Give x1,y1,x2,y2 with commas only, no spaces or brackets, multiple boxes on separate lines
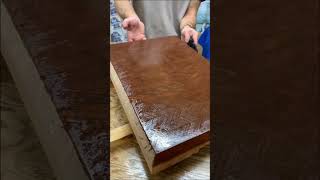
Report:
110,36,210,174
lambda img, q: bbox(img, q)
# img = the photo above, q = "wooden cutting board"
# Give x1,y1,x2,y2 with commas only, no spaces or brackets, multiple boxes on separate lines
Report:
110,36,210,174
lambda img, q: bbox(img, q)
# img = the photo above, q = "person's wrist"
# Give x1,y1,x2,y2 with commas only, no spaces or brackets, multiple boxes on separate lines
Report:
125,13,139,20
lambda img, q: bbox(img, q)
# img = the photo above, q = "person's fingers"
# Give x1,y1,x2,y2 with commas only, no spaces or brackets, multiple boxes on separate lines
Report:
123,16,146,43
192,31,199,45
133,18,140,26
123,17,139,30
184,31,191,43
127,21,135,30
141,34,147,40
128,34,134,42
128,33,142,42
181,28,185,41
134,34,146,41
122,19,129,29
135,34,143,41
180,33,185,42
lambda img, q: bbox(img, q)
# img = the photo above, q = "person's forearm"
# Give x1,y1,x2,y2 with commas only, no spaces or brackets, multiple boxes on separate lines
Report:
180,0,201,30
114,0,137,19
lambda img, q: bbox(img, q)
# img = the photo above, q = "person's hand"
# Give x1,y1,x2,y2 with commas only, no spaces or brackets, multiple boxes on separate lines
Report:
181,25,199,45
122,16,146,42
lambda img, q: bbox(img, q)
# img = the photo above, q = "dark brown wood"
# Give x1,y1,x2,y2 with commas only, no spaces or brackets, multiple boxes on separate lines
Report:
110,36,210,173
213,0,319,179
1,1,108,179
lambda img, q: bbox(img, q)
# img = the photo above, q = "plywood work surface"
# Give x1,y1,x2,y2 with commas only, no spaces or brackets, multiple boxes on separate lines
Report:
110,136,210,180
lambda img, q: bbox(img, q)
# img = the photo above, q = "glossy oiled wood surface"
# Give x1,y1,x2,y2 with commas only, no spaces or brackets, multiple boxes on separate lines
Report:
110,36,210,166
110,79,210,179
213,1,319,179
2,1,108,179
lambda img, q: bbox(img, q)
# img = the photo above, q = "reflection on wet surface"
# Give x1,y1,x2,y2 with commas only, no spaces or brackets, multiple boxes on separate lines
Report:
111,37,210,163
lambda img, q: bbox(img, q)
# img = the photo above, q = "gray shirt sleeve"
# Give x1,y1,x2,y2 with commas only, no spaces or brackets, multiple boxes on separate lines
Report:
132,0,191,39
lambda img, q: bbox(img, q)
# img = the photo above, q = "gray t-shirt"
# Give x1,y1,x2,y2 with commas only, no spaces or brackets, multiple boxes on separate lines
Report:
132,0,191,39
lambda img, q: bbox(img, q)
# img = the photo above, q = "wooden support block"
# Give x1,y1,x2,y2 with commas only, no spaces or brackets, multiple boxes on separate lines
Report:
110,136,210,179
110,82,133,142
110,124,132,142
110,37,210,174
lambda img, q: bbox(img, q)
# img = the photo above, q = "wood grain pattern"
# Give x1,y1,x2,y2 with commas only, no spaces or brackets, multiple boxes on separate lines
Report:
110,36,210,173
110,124,132,142
109,43,205,143
1,1,108,179
109,73,209,178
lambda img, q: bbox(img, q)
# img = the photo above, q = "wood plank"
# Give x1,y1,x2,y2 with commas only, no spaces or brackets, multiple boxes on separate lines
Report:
110,82,132,142
110,36,210,174
110,124,132,142
110,83,129,130
1,1,107,179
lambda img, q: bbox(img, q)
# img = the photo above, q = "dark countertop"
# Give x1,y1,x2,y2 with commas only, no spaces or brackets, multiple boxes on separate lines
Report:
213,1,319,179
3,1,108,179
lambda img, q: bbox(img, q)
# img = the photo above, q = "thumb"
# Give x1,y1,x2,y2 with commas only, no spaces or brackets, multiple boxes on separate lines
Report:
122,19,129,29
192,32,199,45
184,31,191,43
123,17,140,30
